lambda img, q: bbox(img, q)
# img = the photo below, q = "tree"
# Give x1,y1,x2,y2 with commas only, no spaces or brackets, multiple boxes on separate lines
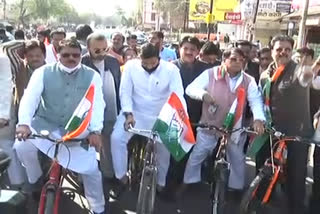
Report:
11,0,79,26
153,0,187,29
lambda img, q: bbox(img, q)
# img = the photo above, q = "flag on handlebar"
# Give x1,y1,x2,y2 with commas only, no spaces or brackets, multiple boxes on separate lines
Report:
152,92,196,161
62,84,95,141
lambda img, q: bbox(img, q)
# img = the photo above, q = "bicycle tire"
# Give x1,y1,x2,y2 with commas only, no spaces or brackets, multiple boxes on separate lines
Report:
211,161,230,214
240,166,273,214
136,165,157,214
43,190,56,214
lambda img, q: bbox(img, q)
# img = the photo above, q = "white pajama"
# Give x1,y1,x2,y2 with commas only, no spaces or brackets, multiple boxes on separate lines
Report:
184,129,247,190
14,129,105,213
114,59,186,187
111,112,171,187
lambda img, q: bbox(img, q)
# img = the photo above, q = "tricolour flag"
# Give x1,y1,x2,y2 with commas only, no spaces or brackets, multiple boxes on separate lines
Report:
152,92,195,161
62,84,95,141
223,87,246,144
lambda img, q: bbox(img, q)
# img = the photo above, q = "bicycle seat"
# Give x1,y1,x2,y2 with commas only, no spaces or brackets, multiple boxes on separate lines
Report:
0,149,11,174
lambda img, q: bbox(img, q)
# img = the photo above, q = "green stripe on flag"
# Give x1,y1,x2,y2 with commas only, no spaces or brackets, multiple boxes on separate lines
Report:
153,120,187,161
66,117,82,132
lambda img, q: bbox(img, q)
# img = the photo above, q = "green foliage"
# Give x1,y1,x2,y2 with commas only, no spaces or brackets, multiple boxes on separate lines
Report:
11,0,79,25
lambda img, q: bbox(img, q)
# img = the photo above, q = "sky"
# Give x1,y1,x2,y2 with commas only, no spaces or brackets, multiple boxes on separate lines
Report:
66,0,137,16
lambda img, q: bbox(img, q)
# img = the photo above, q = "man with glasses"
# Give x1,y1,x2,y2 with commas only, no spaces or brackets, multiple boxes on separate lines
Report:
14,39,107,214
181,48,265,194
82,32,121,182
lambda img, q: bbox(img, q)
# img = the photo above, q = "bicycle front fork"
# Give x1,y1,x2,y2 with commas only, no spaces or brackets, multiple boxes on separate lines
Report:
38,161,62,214
211,160,230,214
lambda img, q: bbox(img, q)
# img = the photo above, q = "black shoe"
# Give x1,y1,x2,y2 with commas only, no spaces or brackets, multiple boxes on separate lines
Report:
109,179,127,199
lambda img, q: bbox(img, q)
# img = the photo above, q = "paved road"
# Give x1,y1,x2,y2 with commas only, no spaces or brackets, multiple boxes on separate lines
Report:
24,156,313,214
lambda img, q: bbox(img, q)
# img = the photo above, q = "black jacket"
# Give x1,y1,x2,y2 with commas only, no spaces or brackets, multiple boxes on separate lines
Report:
172,59,214,124
245,60,260,84
81,54,121,113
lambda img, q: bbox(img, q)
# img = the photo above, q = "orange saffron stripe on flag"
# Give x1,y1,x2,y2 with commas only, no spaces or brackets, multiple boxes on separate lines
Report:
271,65,285,82
62,85,95,141
234,87,246,124
167,93,196,143
265,98,270,106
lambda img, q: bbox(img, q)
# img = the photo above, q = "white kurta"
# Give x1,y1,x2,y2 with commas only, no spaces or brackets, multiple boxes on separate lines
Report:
0,53,12,120
185,69,266,121
111,59,186,186
16,64,105,173
183,69,265,189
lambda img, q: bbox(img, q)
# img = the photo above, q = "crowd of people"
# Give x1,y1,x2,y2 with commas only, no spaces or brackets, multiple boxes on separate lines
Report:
0,24,320,214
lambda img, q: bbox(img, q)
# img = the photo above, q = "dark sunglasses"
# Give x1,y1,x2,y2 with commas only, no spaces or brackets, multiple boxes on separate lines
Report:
60,53,81,58
94,48,108,54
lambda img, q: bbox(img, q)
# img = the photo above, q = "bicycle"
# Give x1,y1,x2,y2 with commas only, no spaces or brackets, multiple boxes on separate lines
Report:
127,125,158,214
30,130,90,214
127,134,148,191
194,123,256,214
239,127,318,214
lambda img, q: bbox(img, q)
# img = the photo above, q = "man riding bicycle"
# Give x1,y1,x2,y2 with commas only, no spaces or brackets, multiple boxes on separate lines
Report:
182,47,265,192
110,43,186,197
14,39,106,214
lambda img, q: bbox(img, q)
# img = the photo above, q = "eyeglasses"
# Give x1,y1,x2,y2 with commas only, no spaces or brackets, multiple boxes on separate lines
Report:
229,57,244,62
60,53,81,58
94,48,108,54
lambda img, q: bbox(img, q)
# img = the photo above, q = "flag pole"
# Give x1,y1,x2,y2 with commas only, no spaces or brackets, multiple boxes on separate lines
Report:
297,0,309,48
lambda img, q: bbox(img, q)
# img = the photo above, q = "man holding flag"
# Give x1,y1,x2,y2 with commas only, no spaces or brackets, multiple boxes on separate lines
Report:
110,43,187,198
14,39,107,214
182,48,265,192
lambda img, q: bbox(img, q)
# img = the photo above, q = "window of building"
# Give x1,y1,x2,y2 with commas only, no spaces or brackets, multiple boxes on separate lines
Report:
151,13,156,21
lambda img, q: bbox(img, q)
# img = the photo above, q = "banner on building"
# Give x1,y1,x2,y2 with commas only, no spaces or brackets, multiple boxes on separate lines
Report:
189,0,240,22
256,0,292,21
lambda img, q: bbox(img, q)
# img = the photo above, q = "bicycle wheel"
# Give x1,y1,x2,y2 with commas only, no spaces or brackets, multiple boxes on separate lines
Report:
240,165,273,214
43,189,56,214
211,160,230,214
136,165,157,214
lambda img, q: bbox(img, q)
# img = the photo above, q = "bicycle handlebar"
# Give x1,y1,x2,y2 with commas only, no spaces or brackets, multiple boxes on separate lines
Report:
261,126,320,145
193,123,257,135
127,125,158,138
29,130,83,143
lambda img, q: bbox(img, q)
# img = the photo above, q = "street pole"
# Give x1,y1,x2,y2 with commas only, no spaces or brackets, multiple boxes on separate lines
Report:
207,0,214,40
250,0,260,42
297,0,309,48
2,0,6,20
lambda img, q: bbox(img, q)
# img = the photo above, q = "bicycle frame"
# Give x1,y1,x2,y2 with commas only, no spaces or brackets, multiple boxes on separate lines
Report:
127,126,158,214
32,132,85,214
255,126,305,205
38,144,62,214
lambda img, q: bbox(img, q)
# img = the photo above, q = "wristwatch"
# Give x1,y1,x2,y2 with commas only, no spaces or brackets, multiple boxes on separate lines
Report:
89,130,102,135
